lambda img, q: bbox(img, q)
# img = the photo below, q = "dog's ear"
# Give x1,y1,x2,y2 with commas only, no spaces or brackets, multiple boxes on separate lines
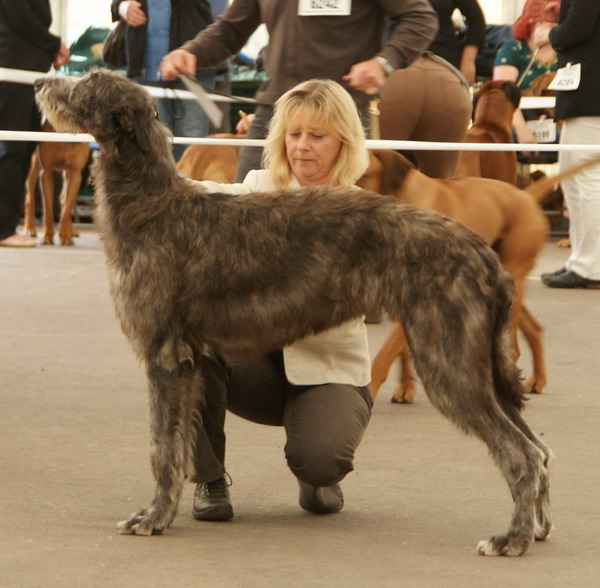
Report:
502,81,522,110
117,107,155,153
375,150,414,195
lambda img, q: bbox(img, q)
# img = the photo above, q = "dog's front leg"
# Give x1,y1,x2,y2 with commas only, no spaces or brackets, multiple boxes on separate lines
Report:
117,361,195,536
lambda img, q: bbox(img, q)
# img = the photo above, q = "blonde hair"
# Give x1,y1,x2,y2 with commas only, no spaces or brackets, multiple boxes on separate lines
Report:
263,79,369,189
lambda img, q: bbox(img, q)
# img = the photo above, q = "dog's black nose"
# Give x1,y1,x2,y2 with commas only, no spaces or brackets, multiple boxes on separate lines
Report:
34,79,44,92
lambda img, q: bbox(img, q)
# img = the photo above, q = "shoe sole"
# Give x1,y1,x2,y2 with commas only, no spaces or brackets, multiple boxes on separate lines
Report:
192,505,234,521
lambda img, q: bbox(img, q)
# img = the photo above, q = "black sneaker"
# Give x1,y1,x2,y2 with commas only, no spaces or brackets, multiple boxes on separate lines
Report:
542,270,600,289
540,266,567,282
193,476,233,521
298,480,344,514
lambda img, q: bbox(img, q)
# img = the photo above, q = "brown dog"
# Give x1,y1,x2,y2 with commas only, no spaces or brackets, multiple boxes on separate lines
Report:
176,133,243,182
455,80,521,185
359,150,594,403
24,120,90,245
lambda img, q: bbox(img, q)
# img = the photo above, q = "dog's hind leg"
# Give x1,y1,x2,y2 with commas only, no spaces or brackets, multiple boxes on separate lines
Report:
406,312,550,556
421,369,548,556
519,305,547,393
117,353,198,536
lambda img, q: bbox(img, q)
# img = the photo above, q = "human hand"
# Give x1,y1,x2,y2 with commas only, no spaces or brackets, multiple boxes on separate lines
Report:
515,124,538,157
460,61,476,86
532,22,556,48
118,1,147,27
160,49,197,80
342,59,387,95
543,2,561,23
53,42,70,69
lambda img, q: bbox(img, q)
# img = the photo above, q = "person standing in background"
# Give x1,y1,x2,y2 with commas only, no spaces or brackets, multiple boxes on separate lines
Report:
111,0,216,161
159,0,439,181
427,0,486,85
0,0,69,247
493,0,560,147
537,0,600,288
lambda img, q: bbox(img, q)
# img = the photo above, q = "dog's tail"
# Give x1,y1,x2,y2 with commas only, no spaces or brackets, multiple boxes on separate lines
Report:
526,154,600,202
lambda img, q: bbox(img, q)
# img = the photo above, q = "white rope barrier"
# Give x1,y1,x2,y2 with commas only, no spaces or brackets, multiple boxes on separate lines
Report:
2,130,600,153
3,67,598,152
0,66,256,104
0,66,549,107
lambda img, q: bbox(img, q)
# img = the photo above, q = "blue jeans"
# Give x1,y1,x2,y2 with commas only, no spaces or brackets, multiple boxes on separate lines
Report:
155,72,217,161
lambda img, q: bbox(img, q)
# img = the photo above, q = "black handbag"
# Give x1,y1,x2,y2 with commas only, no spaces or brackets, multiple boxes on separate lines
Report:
102,20,127,68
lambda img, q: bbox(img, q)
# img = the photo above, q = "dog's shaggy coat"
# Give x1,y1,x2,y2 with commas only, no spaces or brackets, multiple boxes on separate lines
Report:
34,69,552,556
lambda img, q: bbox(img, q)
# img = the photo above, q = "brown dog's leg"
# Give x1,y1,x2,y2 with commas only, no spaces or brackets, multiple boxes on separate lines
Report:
38,164,56,245
24,151,40,237
370,321,417,404
519,305,547,393
58,168,84,245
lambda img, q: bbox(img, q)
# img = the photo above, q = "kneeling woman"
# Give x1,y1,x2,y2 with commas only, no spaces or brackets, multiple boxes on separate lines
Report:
190,78,373,520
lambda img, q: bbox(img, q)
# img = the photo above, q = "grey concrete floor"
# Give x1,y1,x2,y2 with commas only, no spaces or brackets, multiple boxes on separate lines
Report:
1,226,599,587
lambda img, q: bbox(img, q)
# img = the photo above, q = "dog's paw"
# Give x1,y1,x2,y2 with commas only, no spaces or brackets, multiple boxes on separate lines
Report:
117,509,165,536
477,534,531,556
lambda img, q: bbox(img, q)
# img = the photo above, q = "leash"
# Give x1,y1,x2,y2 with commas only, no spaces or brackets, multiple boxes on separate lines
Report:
369,97,381,140
517,48,540,87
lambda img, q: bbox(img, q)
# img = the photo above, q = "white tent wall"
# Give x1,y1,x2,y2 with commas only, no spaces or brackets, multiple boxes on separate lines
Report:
50,0,112,45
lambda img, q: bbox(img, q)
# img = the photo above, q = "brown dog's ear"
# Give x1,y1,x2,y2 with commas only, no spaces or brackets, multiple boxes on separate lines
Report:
502,81,522,110
374,150,415,195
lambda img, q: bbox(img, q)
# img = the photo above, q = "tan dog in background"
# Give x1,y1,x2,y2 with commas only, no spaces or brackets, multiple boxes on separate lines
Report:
176,133,243,183
359,150,595,403
456,80,521,184
24,120,90,245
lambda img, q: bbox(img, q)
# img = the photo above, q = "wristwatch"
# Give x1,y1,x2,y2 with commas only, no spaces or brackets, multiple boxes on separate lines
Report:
374,56,394,76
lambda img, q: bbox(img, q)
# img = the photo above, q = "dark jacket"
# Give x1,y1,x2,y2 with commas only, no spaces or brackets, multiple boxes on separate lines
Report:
110,0,213,78
549,0,600,120
0,0,61,72
428,0,486,68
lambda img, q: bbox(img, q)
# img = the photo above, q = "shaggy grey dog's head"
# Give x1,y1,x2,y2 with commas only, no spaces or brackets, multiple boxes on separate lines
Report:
35,68,169,153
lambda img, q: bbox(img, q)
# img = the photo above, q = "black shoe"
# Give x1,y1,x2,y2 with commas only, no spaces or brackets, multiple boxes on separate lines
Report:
193,476,233,521
298,480,344,514
540,266,567,282
542,270,600,289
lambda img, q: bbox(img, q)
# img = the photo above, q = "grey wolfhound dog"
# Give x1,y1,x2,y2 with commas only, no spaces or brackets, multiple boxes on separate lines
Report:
34,69,552,556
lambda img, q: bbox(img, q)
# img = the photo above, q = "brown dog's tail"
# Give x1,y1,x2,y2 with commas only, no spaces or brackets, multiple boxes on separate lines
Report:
526,154,600,202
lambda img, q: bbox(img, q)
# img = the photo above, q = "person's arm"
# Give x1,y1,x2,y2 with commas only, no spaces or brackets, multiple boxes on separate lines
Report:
115,1,147,27
456,0,486,84
343,0,438,94
193,169,262,194
549,0,600,50
1,1,61,57
459,44,479,85
161,0,260,80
